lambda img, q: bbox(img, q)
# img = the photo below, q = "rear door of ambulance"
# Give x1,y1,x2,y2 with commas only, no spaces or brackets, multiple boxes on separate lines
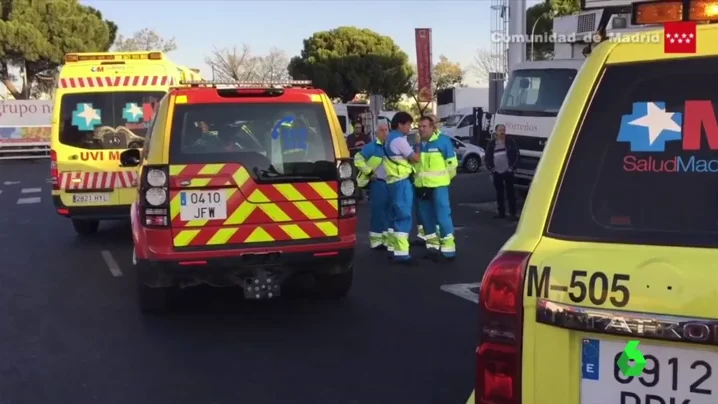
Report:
522,51,718,403
166,89,342,250
53,59,169,212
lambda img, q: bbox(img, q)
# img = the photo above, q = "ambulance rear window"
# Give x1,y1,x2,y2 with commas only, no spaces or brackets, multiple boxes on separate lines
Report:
58,91,164,150
548,56,718,248
168,102,336,178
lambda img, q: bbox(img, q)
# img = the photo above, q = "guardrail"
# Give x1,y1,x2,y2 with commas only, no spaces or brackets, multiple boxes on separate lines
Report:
0,142,51,160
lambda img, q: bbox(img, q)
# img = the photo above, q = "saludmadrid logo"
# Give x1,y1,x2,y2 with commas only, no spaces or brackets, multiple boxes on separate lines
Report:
491,32,661,44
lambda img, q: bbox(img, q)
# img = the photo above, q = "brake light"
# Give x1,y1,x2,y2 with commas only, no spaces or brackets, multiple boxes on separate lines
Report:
140,166,170,227
50,150,59,190
336,159,357,218
475,251,530,404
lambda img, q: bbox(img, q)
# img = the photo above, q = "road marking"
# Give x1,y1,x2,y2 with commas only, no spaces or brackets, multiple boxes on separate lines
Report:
0,190,3,196
440,283,480,304
3,181,19,186
17,197,41,205
21,188,41,194
101,250,123,277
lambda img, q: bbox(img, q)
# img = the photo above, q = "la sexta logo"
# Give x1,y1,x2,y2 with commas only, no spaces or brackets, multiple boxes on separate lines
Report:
617,101,718,173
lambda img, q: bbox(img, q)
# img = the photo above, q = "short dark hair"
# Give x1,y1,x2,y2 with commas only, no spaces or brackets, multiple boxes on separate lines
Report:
419,116,435,126
390,112,413,130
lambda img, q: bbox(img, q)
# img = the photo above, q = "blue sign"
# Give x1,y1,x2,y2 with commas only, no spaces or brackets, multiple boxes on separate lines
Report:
180,192,187,206
271,116,308,151
581,338,600,380
71,103,102,131
617,101,683,152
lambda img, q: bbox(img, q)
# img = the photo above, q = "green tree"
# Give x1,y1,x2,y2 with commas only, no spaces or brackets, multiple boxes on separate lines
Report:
527,0,553,60
551,0,581,16
407,55,465,116
0,0,115,99
288,26,413,102
113,28,177,53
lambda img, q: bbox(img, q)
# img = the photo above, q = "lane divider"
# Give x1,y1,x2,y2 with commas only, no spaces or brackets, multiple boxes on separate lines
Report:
440,282,480,304
101,250,123,277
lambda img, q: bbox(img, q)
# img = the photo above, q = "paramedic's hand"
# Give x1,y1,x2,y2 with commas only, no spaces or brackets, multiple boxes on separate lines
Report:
413,133,421,145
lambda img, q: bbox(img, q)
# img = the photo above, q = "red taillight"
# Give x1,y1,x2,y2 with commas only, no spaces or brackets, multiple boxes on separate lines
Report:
50,150,59,190
476,251,530,404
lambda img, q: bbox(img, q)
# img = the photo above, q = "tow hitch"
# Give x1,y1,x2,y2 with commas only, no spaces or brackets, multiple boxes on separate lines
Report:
243,269,280,299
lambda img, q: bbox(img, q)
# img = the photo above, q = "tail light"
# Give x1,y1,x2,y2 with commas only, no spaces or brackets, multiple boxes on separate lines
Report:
337,159,357,218
139,165,170,227
50,150,59,190
476,251,530,404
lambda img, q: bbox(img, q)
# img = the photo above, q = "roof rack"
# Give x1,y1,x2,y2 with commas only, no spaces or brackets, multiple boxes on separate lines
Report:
179,80,313,89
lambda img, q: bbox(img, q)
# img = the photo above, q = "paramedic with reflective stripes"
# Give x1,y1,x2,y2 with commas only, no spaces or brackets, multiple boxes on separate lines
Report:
414,113,441,246
354,118,391,250
384,112,420,264
414,116,458,259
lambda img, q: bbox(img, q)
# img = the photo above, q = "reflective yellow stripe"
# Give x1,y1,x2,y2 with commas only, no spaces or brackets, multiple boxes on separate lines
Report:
170,194,181,220
169,165,186,176
294,201,325,219
245,227,274,242
315,221,338,236
207,228,238,245
223,201,256,225
273,184,304,201
199,164,225,175
280,224,310,239
173,229,200,246
259,203,292,222
247,189,269,203
309,182,338,199
232,167,251,188
187,178,211,187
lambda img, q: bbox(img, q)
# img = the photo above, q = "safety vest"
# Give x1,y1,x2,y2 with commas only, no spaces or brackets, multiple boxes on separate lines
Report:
274,118,308,157
383,130,415,184
414,132,458,188
354,138,385,187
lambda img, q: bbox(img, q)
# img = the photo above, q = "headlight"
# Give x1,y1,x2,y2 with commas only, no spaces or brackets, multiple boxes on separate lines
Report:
340,180,355,197
145,187,167,206
147,169,167,187
338,162,352,179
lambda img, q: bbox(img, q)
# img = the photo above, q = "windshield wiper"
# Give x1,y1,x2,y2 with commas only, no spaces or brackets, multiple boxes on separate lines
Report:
252,166,322,183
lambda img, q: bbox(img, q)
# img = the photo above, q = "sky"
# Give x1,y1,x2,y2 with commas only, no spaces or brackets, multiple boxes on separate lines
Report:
78,0,539,86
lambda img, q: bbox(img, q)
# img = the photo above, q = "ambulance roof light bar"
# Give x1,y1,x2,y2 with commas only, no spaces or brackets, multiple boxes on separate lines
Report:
631,0,718,24
64,51,163,63
179,80,314,89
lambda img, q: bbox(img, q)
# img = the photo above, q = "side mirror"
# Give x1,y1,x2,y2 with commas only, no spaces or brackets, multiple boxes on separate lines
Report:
120,148,141,167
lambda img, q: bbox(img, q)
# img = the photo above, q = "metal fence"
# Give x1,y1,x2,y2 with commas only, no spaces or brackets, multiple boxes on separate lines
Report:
0,142,51,160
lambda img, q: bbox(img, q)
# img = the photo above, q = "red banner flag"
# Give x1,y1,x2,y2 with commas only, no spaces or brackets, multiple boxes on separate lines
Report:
664,21,696,54
415,28,433,103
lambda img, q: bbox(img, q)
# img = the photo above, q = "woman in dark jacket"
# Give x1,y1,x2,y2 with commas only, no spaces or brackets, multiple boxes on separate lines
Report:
483,124,520,220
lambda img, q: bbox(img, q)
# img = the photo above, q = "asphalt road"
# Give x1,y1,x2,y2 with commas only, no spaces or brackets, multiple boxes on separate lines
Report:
0,160,517,404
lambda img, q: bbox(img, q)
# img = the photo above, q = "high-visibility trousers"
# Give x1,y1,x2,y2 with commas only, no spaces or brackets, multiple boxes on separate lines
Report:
387,178,414,261
416,186,455,258
368,180,391,248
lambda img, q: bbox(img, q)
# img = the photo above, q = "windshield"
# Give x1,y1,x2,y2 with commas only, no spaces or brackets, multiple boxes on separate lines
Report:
443,114,463,127
58,91,164,149
498,69,576,117
548,56,718,248
169,102,336,179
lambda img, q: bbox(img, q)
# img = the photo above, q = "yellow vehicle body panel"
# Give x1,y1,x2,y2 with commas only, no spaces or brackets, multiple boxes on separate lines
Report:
483,24,718,404
51,52,202,216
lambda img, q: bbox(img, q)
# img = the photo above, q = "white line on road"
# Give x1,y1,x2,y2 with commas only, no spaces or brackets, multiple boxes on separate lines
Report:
3,181,20,186
0,190,3,196
21,188,42,194
440,283,481,304
17,197,41,205
101,250,123,277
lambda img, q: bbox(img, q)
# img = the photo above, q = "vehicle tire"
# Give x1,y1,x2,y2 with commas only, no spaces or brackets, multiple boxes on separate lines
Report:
72,219,99,236
463,155,481,173
314,267,353,300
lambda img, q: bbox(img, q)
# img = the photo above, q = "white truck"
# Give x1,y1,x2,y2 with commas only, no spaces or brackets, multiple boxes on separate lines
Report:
496,5,643,186
436,87,489,120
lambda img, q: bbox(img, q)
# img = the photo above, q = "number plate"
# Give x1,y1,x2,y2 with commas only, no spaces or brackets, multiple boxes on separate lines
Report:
179,190,227,221
581,339,718,404
72,193,111,204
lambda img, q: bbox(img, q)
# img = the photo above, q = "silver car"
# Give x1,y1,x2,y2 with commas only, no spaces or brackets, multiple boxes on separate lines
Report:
450,137,485,173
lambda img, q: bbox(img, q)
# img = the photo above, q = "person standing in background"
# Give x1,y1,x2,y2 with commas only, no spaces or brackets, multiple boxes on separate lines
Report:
354,119,392,251
484,124,520,221
383,112,420,265
346,122,370,157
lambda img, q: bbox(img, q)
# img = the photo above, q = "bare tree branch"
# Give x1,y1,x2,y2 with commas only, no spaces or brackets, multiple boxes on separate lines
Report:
113,28,177,52
254,47,290,81
205,45,290,82
470,49,505,85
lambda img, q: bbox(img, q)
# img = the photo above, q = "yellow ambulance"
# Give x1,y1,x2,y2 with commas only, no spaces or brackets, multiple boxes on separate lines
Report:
50,51,202,235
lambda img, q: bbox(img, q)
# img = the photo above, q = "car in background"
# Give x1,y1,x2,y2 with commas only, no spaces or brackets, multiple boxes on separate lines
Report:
450,137,484,173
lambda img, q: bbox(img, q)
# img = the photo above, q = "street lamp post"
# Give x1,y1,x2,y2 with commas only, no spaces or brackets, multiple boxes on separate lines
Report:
530,14,546,61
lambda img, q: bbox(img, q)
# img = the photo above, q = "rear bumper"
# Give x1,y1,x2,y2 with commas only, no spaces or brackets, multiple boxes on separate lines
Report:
53,195,131,219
